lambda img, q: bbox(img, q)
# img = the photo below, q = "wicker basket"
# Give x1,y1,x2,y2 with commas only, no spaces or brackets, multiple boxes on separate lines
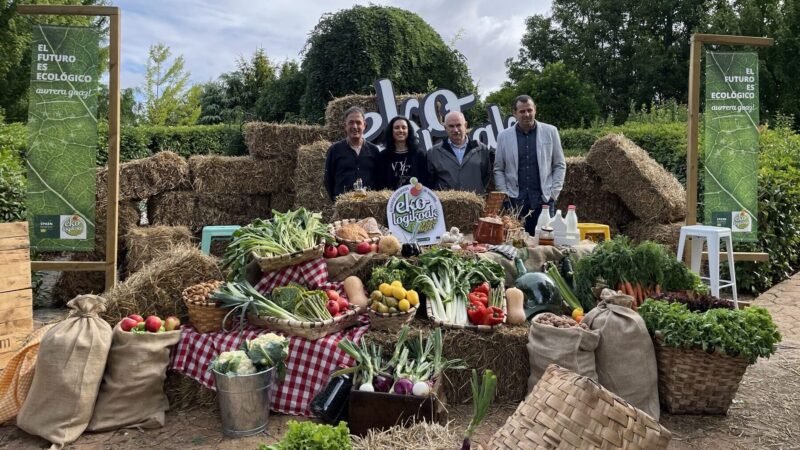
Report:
488,364,671,450
654,338,749,414
182,282,228,333
367,307,417,332
425,287,507,332
247,306,361,340
329,219,381,251
251,244,324,273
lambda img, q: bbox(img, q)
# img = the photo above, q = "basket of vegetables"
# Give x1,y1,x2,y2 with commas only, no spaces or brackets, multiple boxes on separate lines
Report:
182,280,227,333
212,281,360,340
222,208,334,278
367,280,419,332
638,298,781,414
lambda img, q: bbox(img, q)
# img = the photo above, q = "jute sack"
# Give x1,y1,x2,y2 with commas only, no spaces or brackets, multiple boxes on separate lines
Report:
527,318,600,393
87,323,182,431
583,289,660,420
0,324,56,424
16,295,112,449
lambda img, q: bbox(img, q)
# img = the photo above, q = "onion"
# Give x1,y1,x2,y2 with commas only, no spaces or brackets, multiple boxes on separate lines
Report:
393,378,414,395
372,374,393,393
412,381,431,396
359,382,375,392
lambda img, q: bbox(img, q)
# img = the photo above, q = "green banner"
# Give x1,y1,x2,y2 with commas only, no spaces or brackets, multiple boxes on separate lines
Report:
703,52,759,242
26,25,100,251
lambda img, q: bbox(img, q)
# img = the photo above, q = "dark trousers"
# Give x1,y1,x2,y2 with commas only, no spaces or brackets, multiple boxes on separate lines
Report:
507,196,555,235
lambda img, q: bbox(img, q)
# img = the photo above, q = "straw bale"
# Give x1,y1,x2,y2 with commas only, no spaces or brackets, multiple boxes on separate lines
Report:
97,151,189,202
556,157,636,234
624,220,684,252
293,140,334,219
125,225,193,274
324,93,425,131
149,191,272,231
189,155,289,194
94,199,142,255
243,122,328,166
352,421,461,450
101,245,223,323
586,134,686,223
164,371,216,411
334,190,483,232
51,252,106,307
271,193,296,214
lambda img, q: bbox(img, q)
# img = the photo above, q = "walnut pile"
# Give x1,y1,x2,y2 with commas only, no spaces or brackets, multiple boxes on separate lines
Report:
534,312,590,330
182,280,223,305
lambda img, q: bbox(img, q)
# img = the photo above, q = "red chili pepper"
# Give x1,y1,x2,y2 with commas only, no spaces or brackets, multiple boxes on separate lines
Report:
467,302,486,325
468,291,488,307
472,282,491,296
482,306,505,326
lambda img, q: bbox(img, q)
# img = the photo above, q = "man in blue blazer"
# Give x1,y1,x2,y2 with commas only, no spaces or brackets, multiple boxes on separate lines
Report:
493,95,566,234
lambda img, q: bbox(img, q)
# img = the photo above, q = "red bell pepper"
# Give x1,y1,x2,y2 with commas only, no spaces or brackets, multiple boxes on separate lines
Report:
467,302,486,325
472,282,491,296
482,306,505,326
468,291,489,307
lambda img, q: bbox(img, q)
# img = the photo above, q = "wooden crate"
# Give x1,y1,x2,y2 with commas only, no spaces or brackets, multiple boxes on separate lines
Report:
347,379,447,436
0,222,33,369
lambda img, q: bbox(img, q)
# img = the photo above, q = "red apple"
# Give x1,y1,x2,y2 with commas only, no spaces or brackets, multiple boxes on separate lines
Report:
120,317,138,332
356,241,371,254
326,290,340,301
164,316,181,331
144,315,162,333
324,245,338,258
337,297,349,312
337,244,350,256
128,314,144,324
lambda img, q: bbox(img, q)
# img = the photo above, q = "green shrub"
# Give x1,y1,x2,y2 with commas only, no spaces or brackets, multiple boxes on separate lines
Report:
560,128,600,157
0,123,27,223
96,121,151,164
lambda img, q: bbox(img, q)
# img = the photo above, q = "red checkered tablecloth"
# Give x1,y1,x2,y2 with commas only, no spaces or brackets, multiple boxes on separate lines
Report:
170,257,369,416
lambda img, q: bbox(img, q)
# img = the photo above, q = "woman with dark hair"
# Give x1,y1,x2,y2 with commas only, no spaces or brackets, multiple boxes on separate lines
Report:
376,116,429,190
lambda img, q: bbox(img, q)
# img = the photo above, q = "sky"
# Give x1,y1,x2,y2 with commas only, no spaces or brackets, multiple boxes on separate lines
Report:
113,0,552,98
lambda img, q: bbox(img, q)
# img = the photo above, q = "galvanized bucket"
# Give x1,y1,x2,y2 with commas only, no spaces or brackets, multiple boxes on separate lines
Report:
213,367,274,437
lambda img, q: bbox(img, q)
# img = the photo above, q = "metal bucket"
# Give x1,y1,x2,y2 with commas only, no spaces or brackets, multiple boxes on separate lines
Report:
213,367,274,437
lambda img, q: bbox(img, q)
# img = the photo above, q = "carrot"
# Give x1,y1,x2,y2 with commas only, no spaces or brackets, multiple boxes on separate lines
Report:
624,280,635,298
636,282,644,304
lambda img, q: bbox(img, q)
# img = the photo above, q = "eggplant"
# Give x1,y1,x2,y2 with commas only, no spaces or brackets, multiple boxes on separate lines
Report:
401,243,421,257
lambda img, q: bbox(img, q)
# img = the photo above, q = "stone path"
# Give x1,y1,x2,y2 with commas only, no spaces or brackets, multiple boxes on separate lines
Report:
751,272,800,344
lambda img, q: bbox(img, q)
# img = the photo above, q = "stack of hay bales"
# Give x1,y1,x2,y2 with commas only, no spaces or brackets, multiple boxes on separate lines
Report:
125,225,193,274
334,189,484,233
96,150,189,201
293,141,334,219
586,134,686,248
324,93,424,135
243,122,331,171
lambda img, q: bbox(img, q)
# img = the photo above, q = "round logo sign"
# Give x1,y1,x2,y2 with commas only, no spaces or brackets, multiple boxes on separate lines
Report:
62,214,86,237
733,211,751,230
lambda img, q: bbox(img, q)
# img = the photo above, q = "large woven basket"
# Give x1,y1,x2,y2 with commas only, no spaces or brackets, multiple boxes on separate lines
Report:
182,282,228,333
251,244,324,273
367,307,416,332
654,338,749,414
247,306,361,340
488,364,671,450
329,218,381,251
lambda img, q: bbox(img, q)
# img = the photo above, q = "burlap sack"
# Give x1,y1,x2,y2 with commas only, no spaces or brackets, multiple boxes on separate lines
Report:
16,295,112,449
0,324,55,424
527,319,600,393
583,290,660,420
87,323,182,431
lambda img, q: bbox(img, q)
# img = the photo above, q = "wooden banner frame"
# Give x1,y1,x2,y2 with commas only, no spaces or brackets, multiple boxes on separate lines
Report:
686,33,772,263
19,5,121,290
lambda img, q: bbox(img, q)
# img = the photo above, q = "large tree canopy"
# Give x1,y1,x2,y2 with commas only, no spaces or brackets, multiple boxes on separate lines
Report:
300,5,475,123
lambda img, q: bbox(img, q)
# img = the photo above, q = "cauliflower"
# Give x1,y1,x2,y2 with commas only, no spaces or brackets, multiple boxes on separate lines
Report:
210,350,256,376
249,333,286,348
244,333,290,381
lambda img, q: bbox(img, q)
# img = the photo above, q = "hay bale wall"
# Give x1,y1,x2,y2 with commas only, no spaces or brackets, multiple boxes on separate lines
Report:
334,190,483,232
51,252,106,306
586,134,686,223
556,157,636,234
149,191,272,231
324,93,425,132
101,245,223,323
623,220,684,251
244,122,331,163
189,155,287,194
293,140,334,219
125,225,193,274
95,199,141,255
97,151,189,202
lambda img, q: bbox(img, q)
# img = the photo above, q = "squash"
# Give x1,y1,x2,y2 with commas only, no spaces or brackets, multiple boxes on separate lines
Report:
378,235,401,256
505,287,526,325
343,276,368,308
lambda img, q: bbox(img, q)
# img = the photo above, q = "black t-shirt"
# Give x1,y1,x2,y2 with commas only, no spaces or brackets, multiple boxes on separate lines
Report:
377,148,429,190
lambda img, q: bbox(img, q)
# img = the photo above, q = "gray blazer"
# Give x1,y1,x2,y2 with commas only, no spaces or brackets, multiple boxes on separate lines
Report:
493,121,566,201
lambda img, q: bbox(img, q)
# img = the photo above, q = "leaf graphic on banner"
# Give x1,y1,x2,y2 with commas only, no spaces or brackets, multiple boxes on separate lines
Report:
703,52,759,242
26,25,100,251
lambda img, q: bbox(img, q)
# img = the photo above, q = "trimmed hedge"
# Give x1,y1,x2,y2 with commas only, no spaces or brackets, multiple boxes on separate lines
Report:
0,122,27,222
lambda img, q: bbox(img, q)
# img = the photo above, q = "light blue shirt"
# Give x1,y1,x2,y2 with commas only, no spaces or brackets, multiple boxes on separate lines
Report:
449,140,468,165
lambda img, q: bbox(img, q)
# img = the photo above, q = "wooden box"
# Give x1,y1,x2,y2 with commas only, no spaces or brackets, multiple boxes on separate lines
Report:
0,222,33,369
347,380,446,436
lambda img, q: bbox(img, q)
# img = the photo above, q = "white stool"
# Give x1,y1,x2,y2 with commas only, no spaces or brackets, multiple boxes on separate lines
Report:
676,225,738,307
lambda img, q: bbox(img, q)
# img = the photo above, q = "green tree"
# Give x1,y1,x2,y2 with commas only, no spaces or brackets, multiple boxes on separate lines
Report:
139,43,198,126
96,85,139,125
300,5,475,122
0,0,108,122
219,48,276,122
486,62,600,128
256,60,306,122
197,81,227,124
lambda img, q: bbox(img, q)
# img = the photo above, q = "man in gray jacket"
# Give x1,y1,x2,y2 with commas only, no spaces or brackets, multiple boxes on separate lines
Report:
494,95,566,234
427,111,491,194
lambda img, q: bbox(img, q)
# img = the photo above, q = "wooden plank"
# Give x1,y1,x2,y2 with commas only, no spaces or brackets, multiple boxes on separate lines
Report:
30,260,107,271
0,235,29,252
0,222,27,238
105,11,121,291
694,34,775,47
702,252,769,262
0,248,31,292
0,290,33,322
0,318,34,336
16,5,119,16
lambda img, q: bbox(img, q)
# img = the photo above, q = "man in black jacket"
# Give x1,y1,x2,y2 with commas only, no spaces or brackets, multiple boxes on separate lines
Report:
323,106,381,200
